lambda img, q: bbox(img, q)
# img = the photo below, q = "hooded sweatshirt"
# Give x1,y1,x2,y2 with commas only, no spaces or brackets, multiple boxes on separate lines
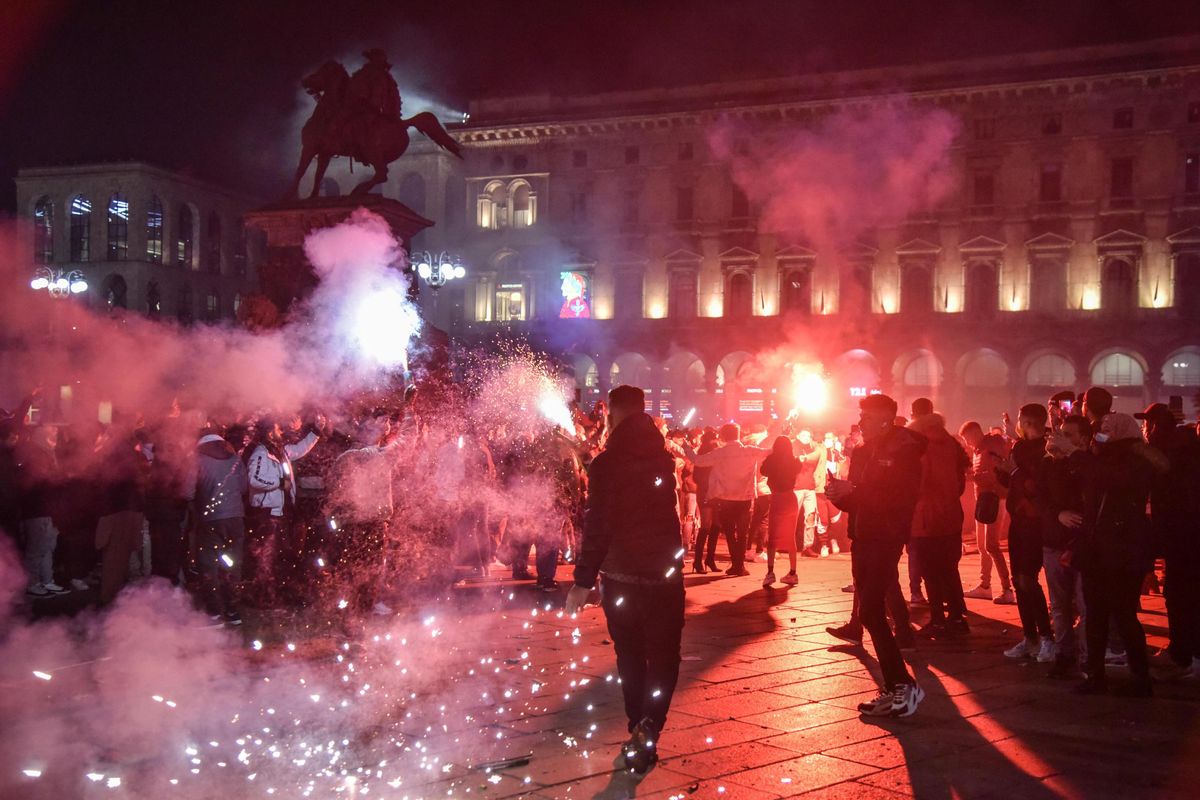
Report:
190,434,248,522
831,424,927,544
574,412,683,588
908,414,970,538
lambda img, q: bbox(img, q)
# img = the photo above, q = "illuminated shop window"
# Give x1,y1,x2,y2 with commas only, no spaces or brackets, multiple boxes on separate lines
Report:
559,271,592,319
494,283,526,321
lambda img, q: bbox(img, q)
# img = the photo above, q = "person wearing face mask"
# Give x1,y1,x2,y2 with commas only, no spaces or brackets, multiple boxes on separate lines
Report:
1064,413,1165,696
793,429,827,558
826,394,928,718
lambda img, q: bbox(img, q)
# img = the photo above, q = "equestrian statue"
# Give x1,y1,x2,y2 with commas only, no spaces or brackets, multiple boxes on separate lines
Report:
289,49,462,198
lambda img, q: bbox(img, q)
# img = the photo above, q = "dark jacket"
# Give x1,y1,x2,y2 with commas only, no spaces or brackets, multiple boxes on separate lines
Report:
996,436,1047,542
909,414,969,538
190,435,248,522
15,437,57,520
574,412,683,589
1075,439,1163,573
95,434,146,517
831,425,927,544
1039,450,1087,551
1147,426,1200,557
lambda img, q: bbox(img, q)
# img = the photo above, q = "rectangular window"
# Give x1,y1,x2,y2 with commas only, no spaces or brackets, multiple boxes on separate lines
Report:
1110,157,1134,199
615,271,643,318
1113,107,1134,129
494,283,527,322
1042,113,1062,136
974,117,995,140
668,270,697,318
1186,153,1200,195
972,173,995,208
678,142,694,161
1039,163,1063,203
146,206,163,263
624,145,640,165
558,271,592,319
675,187,694,221
572,149,588,168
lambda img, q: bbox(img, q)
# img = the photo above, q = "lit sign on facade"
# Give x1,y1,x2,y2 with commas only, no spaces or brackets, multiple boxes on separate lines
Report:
559,271,591,318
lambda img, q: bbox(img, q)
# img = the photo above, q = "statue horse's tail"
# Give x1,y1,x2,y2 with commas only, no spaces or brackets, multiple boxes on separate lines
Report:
405,112,463,158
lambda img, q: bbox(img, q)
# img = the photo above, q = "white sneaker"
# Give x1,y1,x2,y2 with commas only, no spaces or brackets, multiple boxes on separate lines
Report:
890,683,925,718
857,688,896,716
43,582,70,595
964,584,992,600
819,546,830,558
1035,637,1056,663
762,572,776,588
781,571,799,586
25,583,48,597
1004,639,1035,659
993,589,1016,605
372,601,394,616
70,579,90,592
756,552,768,562
831,541,841,555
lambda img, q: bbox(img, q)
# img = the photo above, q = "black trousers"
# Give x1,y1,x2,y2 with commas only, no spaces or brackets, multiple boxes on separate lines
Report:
1082,564,1149,681
748,495,771,552
602,577,685,735
1165,545,1200,666
712,500,752,571
148,512,187,585
852,539,913,690
1010,525,1052,640
912,536,966,624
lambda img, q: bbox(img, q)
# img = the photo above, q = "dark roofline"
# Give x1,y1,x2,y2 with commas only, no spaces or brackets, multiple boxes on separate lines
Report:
15,160,260,204
460,34,1200,127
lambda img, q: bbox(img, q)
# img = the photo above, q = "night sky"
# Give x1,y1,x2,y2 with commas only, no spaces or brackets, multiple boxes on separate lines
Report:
2,0,1198,210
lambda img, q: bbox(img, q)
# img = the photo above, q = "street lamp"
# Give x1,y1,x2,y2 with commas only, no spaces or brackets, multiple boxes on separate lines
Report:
30,266,87,298
411,251,466,290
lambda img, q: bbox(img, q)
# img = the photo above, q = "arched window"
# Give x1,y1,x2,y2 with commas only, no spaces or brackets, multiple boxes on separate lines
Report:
901,265,933,314
780,266,811,314
33,197,53,263
962,350,1009,387
397,173,426,214
1163,348,1200,386
510,180,535,228
106,193,129,261
206,213,222,274
1101,258,1136,312
69,194,91,262
146,196,164,263
1026,353,1075,387
477,181,506,229
101,274,127,309
901,352,943,386
1091,352,1144,386
146,280,161,317
610,353,651,390
176,206,195,267
964,261,998,316
726,271,753,317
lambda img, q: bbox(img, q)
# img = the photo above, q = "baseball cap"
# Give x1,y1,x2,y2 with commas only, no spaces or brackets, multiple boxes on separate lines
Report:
1133,403,1176,425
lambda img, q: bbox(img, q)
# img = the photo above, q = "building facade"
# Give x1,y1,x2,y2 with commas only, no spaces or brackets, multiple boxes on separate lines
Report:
14,162,260,324
169,40,1200,427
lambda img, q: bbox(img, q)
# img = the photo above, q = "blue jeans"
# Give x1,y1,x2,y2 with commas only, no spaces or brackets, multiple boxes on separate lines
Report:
1043,547,1086,664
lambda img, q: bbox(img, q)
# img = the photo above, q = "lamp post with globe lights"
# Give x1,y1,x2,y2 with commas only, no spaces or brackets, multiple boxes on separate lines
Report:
30,266,88,298
410,250,465,324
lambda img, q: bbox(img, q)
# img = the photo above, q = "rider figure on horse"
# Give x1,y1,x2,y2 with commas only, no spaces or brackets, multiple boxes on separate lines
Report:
349,49,402,120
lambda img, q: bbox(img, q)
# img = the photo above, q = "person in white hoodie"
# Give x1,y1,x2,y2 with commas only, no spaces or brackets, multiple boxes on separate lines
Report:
243,414,320,604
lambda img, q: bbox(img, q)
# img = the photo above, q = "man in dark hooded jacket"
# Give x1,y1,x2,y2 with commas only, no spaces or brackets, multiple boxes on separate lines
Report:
566,384,684,774
827,394,928,718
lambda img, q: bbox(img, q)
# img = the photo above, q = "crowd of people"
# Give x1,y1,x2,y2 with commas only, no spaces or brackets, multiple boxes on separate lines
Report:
2,378,1198,742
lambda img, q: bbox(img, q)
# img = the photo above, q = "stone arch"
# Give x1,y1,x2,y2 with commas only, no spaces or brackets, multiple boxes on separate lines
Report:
1089,347,1147,387
894,349,944,388
1023,350,1077,388
1162,346,1200,387
957,348,1010,387
609,352,651,390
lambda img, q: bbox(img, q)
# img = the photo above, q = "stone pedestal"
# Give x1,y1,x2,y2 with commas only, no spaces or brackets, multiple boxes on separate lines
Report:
243,194,432,312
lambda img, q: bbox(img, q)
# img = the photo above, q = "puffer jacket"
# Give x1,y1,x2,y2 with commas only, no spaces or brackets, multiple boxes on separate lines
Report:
908,414,969,538
246,431,318,516
831,424,927,544
190,435,248,521
1075,439,1166,573
574,412,683,588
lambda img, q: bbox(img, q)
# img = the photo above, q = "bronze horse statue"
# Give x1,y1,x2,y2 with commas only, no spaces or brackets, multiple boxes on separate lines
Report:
289,60,462,199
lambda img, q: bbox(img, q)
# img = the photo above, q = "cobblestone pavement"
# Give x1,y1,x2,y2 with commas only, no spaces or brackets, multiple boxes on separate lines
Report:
450,549,1200,800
